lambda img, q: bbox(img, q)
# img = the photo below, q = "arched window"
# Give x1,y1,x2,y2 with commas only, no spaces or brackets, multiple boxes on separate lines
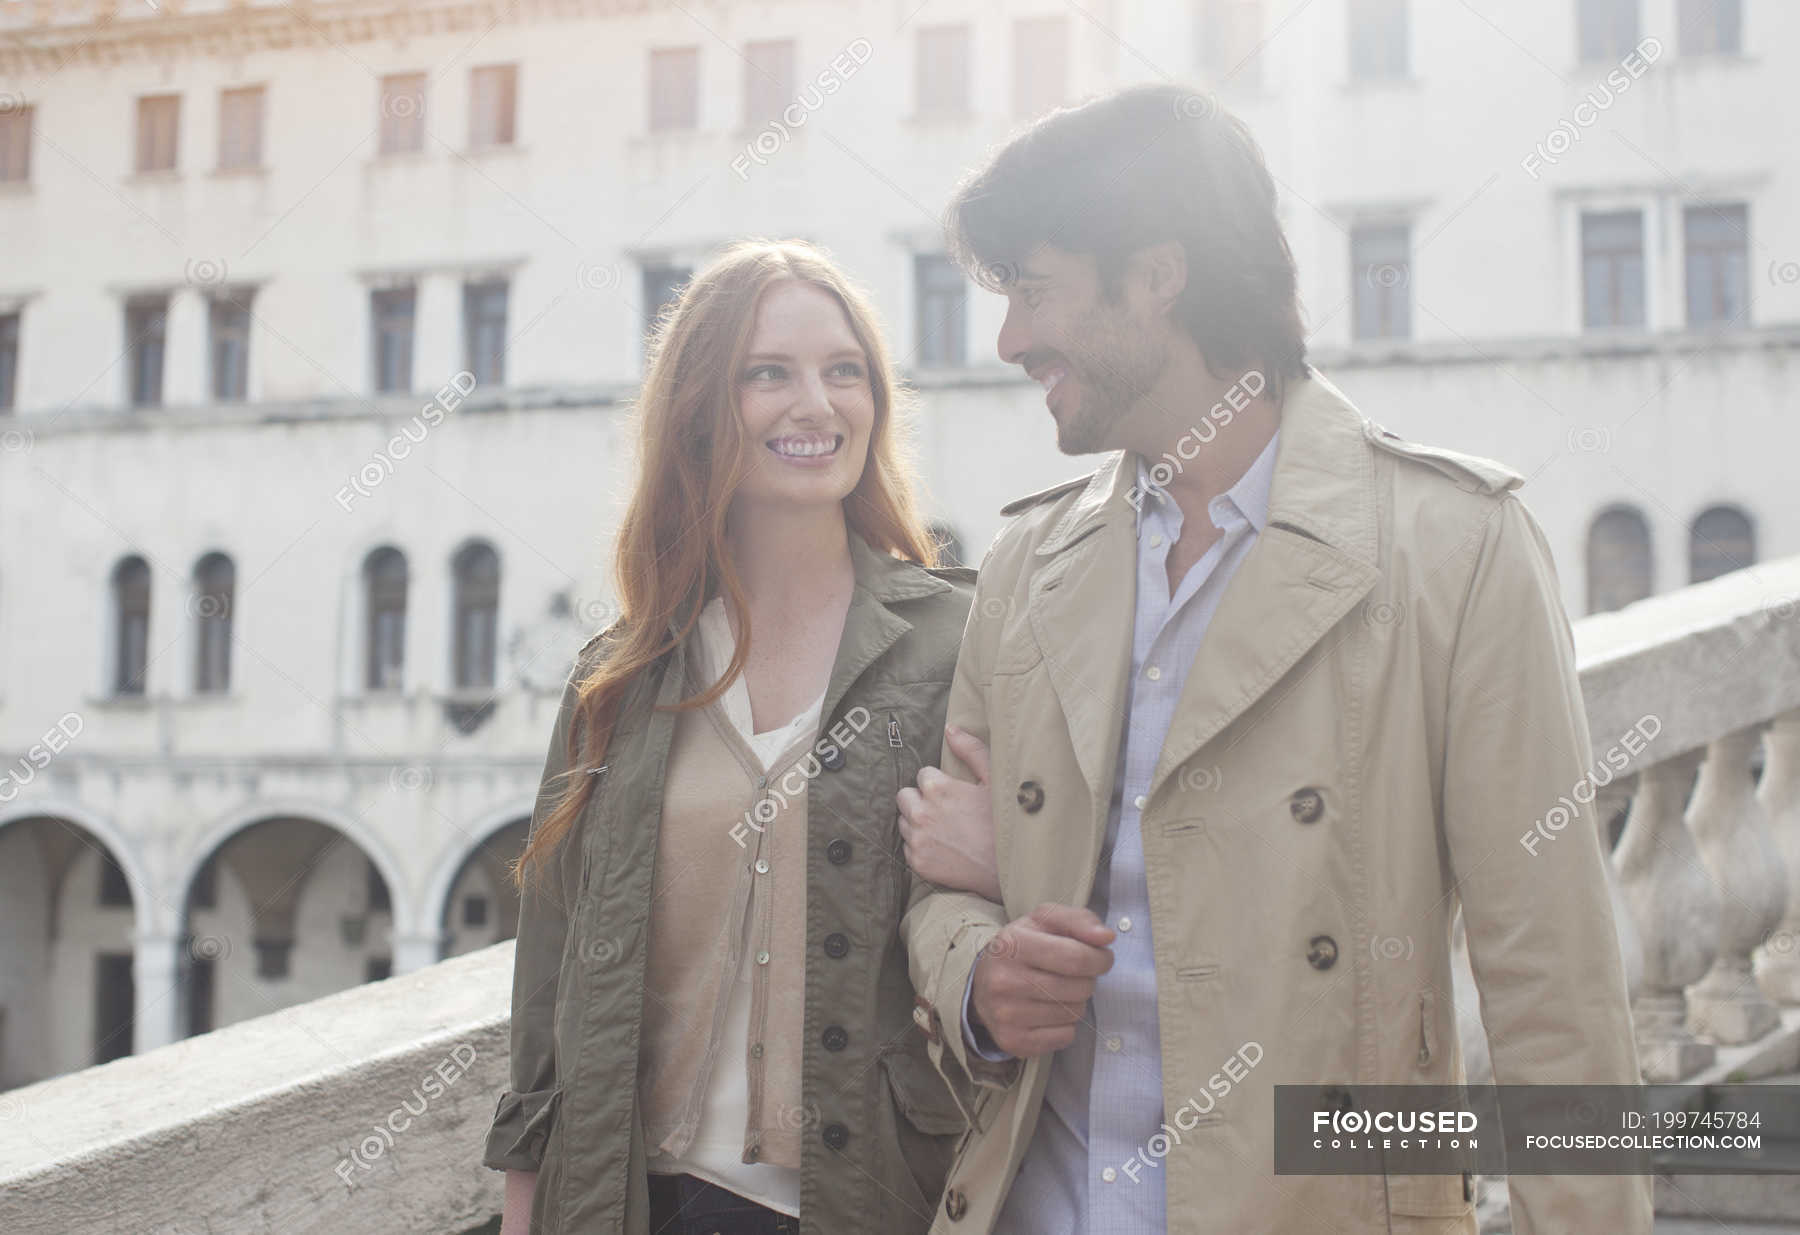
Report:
1689,504,1755,585
363,547,408,690
193,552,234,693
112,556,151,695
1586,505,1653,615
452,541,500,691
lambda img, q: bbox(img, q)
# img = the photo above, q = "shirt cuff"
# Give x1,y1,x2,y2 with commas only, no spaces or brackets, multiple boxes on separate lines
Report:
960,952,1014,1063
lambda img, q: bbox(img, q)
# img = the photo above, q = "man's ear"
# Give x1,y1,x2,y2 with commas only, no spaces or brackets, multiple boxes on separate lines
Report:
1131,240,1188,317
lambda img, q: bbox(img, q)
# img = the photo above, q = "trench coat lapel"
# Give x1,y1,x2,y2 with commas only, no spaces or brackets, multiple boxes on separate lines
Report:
1146,372,1382,801
1026,454,1139,837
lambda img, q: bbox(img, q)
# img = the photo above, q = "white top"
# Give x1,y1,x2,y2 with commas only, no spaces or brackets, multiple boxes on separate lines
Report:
653,596,826,1217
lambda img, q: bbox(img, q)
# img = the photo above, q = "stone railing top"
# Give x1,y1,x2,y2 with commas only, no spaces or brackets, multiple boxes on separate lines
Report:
0,942,513,1233
1574,555,1800,770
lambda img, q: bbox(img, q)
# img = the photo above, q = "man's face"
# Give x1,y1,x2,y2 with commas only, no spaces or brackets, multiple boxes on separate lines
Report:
993,245,1170,456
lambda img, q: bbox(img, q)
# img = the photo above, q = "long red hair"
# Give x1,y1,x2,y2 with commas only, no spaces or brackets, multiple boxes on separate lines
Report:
513,239,938,886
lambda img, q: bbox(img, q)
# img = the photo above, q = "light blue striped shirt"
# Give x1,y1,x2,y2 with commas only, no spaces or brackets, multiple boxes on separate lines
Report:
972,432,1279,1235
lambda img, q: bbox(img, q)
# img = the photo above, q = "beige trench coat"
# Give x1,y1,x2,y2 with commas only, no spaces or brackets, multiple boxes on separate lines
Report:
903,370,1651,1234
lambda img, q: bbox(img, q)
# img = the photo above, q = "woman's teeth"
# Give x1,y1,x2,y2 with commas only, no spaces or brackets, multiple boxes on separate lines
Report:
768,434,841,457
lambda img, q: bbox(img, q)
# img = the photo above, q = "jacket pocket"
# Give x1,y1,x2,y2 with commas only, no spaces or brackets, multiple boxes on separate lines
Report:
1386,1170,1473,1219
1417,989,1437,1069
880,1044,969,1136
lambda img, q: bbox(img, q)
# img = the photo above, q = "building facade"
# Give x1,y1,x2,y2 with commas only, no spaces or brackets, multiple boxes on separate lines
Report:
0,0,1792,1087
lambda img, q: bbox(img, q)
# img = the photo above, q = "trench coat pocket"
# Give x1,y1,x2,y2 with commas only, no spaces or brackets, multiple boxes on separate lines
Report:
1386,1171,1474,1221
481,1084,564,1172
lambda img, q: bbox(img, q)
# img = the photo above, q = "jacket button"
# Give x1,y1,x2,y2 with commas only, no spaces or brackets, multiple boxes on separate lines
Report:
822,1024,848,1051
945,1187,969,1221
822,1122,849,1150
1016,780,1044,813
821,744,847,772
823,932,850,959
826,838,852,865
1307,935,1339,970
1290,787,1325,824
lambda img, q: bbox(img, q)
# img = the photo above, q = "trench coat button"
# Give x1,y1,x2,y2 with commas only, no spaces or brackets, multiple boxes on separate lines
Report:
1307,935,1339,970
821,744,847,771
822,1122,849,1150
826,838,852,865
822,1025,849,1052
823,932,850,959
945,1188,969,1221
1017,780,1045,813
1290,788,1325,824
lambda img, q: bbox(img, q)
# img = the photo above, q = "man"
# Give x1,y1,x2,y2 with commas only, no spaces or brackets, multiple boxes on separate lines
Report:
898,85,1648,1234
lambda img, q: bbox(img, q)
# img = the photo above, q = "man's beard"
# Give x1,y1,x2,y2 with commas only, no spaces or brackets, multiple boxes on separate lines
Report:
1054,304,1169,456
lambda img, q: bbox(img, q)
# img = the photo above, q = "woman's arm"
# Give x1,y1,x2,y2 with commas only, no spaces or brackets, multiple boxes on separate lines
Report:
499,1169,537,1235
897,724,1001,902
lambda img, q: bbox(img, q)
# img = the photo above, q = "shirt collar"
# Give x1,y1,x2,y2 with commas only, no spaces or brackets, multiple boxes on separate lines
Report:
1133,428,1281,537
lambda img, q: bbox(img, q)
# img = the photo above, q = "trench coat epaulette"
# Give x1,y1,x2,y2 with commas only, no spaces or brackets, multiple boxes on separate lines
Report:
1363,421,1524,497
925,564,980,585
997,472,1094,518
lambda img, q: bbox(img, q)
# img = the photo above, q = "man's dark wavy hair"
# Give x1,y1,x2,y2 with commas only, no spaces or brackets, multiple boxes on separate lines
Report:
946,83,1309,401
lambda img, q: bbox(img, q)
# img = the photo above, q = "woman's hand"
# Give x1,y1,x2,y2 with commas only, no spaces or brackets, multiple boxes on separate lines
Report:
897,725,1002,903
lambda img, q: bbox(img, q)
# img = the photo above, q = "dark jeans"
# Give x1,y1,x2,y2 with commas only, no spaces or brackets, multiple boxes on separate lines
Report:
647,1173,798,1235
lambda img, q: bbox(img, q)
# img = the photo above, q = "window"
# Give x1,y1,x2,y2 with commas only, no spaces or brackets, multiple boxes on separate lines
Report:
365,547,408,690
915,25,972,117
1348,0,1408,81
371,287,415,394
649,47,700,133
126,295,168,407
1199,1,1265,88
217,86,263,170
1581,209,1645,331
0,311,17,411
113,556,151,695
452,541,500,691
1012,17,1069,120
1578,0,1639,63
463,280,509,388
1690,505,1754,584
1351,222,1412,341
744,39,796,130
642,263,691,341
254,938,293,980
1685,203,1748,329
193,552,234,694
0,103,31,182
1678,0,1740,55
469,64,518,147
365,956,393,983
94,954,134,1064
379,73,426,155
1586,505,1653,614
915,254,967,368
463,894,489,928
136,94,180,173
209,291,253,401
186,952,215,1036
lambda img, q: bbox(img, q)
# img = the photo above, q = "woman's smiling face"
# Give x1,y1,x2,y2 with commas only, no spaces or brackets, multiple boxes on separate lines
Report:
730,278,876,513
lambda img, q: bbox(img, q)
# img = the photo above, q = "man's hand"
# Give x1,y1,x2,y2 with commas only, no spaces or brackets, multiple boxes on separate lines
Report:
898,725,1002,902
969,903,1116,1058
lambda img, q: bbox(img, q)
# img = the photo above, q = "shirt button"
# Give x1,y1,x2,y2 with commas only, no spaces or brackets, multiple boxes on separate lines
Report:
1133,795,1146,810
1105,1034,1122,1052
756,950,770,965
1145,665,1161,681
754,858,770,874
1101,1167,1118,1183
1117,916,1133,933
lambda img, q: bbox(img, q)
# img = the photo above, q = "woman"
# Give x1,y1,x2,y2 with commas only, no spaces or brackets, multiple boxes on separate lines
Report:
483,240,979,1235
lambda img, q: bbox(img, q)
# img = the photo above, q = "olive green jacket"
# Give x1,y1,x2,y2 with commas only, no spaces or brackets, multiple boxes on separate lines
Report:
483,531,976,1234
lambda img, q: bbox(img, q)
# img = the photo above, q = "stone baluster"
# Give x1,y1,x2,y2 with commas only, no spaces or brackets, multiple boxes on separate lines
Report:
1614,751,1716,1080
1757,710,1800,1002
1687,726,1787,1043
1595,777,1642,1000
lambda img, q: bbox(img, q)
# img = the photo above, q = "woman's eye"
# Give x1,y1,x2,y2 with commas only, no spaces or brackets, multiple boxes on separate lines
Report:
745,364,785,382
829,361,866,379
